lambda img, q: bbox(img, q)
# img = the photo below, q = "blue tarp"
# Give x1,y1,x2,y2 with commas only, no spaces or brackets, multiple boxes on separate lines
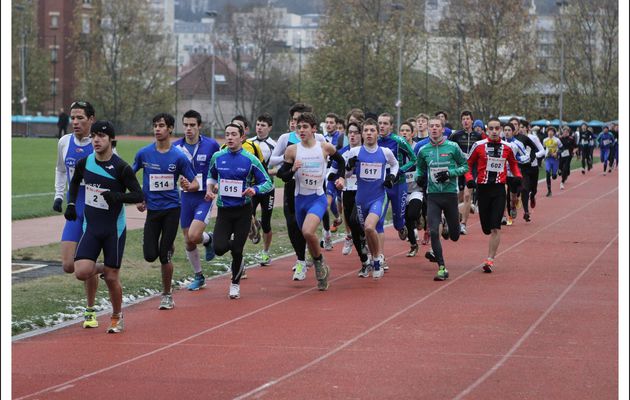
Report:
548,119,567,127
12,115,58,124
587,120,605,127
530,119,550,126
567,120,586,127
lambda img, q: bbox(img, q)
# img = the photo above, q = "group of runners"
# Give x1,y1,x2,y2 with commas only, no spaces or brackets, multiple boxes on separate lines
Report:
53,100,617,334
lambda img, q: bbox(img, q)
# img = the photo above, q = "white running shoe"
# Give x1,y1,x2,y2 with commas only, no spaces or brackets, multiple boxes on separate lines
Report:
292,261,307,281
228,283,240,299
381,255,389,271
560,182,565,190
342,236,353,255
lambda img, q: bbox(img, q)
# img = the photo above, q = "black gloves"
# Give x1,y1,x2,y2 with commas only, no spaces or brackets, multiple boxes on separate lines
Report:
415,175,427,188
102,190,122,207
384,174,396,189
512,176,522,187
64,204,77,221
435,170,450,183
53,198,63,212
466,179,477,189
346,156,358,171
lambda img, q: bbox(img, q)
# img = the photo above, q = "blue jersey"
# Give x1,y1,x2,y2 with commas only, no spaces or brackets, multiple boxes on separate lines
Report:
65,136,93,211
346,145,398,203
133,143,197,210
208,148,273,208
173,135,220,196
597,132,614,149
323,130,341,147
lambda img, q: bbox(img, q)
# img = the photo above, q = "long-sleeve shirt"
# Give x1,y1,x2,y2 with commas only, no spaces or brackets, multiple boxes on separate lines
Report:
416,138,468,194
465,139,522,184
378,132,416,184
54,134,93,201
269,132,326,167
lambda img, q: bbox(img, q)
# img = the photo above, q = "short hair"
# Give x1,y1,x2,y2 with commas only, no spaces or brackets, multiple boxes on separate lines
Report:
363,118,378,128
378,112,394,124
232,115,249,129
504,123,516,131
429,117,443,127
182,109,202,125
325,113,339,121
225,123,244,136
520,119,530,129
460,110,473,120
152,112,175,128
297,112,318,128
399,120,414,132
547,126,557,134
289,103,313,117
345,108,365,124
256,112,273,127
435,110,448,119
70,100,95,118
487,117,501,125
346,121,362,133
415,113,429,121
335,116,346,129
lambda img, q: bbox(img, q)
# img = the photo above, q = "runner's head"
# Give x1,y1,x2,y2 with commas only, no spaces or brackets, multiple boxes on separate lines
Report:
377,113,393,136
296,112,318,141
503,122,515,139
486,118,502,141
70,100,95,138
546,126,557,137
460,110,473,131
336,116,346,134
519,119,529,134
428,117,444,142
89,120,115,155
362,118,378,146
224,123,244,151
152,113,175,141
473,119,485,135
289,103,313,132
345,108,365,125
399,120,415,143
416,113,429,135
325,113,339,134
347,121,362,146
255,113,273,139
182,109,202,143
435,110,448,125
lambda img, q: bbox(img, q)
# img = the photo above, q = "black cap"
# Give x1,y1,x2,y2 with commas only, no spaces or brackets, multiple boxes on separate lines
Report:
91,120,115,139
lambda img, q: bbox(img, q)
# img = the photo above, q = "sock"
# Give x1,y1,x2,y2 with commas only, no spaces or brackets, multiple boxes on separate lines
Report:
202,232,210,245
186,248,202,274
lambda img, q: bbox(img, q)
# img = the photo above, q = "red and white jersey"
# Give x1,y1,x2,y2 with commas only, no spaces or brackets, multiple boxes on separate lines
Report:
465,138,522,185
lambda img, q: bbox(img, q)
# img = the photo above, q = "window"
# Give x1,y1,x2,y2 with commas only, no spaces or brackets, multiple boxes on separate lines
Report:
50,13,59,29
82,15,90,34
51,47,58,63
50,80,58,97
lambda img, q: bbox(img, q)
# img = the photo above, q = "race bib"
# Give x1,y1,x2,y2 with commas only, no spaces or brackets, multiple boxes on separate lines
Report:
194,173,203,191
430,166,448,183
359,162,382,180
300,161,323,190
405,171,415,184
85,185,109,210
345,176,357,191
561,149,570,157
486,157,506,173
602,139,611,146
150,174,175,191
219,179,243,197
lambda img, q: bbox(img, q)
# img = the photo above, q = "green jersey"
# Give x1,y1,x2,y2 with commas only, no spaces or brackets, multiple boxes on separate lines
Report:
415,138,468,194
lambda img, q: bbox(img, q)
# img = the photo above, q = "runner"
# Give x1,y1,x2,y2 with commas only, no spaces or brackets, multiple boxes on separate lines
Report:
597,125,615,175
415,117,468,281
133,113,199,310
515,120,545,222
277,112,346,290
435,110,453,135
400,120,423,256
321,113,343,250
52,100,101,328
610,123,619,170
344,118,399,278
251,113,278,266
465,117,522,273
502,122,529,225
64,121,143,333
205,123,273,299
173,110,220,291
415,113,430,142
558,125,577,189
542,126,562,197
577,123,595,173
448,110,485,234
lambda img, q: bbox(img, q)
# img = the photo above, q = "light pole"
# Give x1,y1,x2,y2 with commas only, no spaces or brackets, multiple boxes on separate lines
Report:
206,10,218,138
297,31,302,102
556,1,568,126
15,4,27,116
391,3,405,129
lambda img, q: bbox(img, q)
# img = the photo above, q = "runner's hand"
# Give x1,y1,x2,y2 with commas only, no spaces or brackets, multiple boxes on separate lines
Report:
435,170,450,183
346,156,358,171
242,187,256,197
102,191,121,207
53,198,63,212
136,201,146,212
466,179,477,189
64,204,76,221
383,174,396,189
415,175,427,188
334,177,345,190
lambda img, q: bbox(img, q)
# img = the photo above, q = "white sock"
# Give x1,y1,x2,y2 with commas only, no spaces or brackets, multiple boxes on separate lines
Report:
186,248,202,274
202,232,210,245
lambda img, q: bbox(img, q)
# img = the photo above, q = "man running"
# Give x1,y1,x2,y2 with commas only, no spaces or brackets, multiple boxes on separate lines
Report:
173,110,220,291
133,113,199,310
558,126,576,189
64,121,143,333
400,120,423,257
542,127,562,197
206,123,273,299
415,117,468,281
53,100,101,328
465,118,522,273
577,123,594,173
597,125,615,175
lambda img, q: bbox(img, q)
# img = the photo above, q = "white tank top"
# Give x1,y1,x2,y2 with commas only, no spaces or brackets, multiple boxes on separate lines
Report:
294,141,326,196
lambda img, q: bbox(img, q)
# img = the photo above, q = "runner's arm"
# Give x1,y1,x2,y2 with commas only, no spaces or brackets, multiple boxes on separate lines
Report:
54,136,69,200
269,134,289,167
118,164,144,203
383,147,399,177
66,158,86,205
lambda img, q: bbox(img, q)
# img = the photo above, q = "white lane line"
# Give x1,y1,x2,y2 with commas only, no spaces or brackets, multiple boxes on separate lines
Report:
12,263,49,274
452,234,618,400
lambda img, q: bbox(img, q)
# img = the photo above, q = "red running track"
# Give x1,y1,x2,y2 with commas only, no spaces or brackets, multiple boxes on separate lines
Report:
12,170,618,400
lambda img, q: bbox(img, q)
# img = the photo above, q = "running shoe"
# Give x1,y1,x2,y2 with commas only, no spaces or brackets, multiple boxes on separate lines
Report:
407,244,419,257
381,257,389,271
330,224,338,233
581,169,585,175
608,168,613,173
501,216,507,225
314,258,330,291
398,226,408,241
83,310,99,329
482,259,494,273
159,293,175,310
292,260,307,281
434,266,449,281
425,250,437,263
523,212,531,222
229,283,240,299
506,216,513,226
358,261,372,278
421,231,430,245
530,196,537,209
333,216,343,228
515,197,522,209
342,236,353,255
203,233,215,261
459,223,467,235
546,191,552,197
321,234,333,251
188,273,206,291
510,208,517,219
260,251,271,266
470,204,478,214
560,182,565,190
107,315,124,334
372,255,384,280
441,217,449,240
